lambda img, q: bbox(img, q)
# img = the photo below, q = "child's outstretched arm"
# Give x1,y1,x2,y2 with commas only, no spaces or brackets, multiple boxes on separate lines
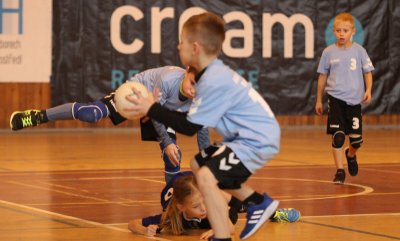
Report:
362,72,373,104
128,219,159,237
315,74,328,115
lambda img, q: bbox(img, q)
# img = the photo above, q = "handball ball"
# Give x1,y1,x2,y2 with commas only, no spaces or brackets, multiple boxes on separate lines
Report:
114,82,149,120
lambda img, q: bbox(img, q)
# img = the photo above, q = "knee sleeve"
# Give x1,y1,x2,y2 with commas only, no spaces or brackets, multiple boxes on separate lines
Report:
332,131,345,148
72,100,108,123
349,135,363,149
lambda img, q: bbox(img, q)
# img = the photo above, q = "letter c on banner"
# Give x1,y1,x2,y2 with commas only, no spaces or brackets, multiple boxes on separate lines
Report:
111,6,144,54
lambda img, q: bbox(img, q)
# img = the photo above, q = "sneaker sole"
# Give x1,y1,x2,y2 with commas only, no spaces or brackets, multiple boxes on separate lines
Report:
241,200,279,240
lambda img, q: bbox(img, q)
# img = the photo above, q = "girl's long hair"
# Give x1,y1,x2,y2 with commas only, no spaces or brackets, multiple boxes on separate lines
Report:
160,175,197,235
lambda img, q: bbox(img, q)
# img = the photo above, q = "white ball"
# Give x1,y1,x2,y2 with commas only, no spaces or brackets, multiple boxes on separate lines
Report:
114,82,149,119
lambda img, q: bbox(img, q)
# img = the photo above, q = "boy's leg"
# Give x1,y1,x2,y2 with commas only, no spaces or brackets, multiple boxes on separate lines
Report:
327,95,347,183
344,105,363,176
228,185,279,239
193,145,277,240
196,166,231,239
10,100,109,131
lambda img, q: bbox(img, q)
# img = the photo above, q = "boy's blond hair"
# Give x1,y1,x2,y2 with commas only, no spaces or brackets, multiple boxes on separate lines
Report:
183,12,225,56
334,12,355,28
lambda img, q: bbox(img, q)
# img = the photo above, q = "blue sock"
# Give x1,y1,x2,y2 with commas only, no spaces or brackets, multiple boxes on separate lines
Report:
72,101,109,123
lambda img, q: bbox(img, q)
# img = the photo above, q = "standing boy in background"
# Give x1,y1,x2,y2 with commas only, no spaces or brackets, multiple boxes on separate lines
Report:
315,12,374,184
127,12,281,240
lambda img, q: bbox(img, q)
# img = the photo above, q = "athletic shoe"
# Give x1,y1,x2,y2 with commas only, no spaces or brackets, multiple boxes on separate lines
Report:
333,169,346,184
240,193,279,240
10,110,46,131
270,208,301,223
345,147,358,176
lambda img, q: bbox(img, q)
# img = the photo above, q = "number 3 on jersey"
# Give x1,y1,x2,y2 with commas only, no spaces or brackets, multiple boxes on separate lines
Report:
352,117,360,129
350,58,357,70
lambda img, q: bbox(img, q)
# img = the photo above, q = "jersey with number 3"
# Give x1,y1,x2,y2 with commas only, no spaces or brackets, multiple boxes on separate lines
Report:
187,59,280,173
317,43,374,105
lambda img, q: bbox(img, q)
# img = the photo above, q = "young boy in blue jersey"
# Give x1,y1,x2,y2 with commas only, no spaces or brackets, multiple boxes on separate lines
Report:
126,12,281,240
10,66,210,183
315,12,374,184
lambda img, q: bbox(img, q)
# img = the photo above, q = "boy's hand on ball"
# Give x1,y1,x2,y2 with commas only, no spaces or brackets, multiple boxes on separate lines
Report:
124,86,155,119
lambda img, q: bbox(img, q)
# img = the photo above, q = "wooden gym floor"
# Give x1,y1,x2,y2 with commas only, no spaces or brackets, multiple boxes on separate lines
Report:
0,126,399,241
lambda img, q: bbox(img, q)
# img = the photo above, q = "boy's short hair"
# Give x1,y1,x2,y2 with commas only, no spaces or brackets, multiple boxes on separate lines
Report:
334,12,355,28
183,12,225,56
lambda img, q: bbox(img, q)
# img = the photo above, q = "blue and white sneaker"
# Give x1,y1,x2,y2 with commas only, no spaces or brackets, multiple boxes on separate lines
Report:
240,193,279,240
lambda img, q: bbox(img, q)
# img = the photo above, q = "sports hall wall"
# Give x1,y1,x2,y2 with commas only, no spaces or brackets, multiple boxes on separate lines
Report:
1,0,399,129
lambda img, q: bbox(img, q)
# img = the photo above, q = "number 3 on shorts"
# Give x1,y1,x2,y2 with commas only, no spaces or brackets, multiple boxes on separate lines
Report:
352,117,360,129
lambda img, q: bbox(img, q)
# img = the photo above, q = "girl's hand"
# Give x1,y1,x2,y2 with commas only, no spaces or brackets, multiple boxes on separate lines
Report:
146,225,159,237
200,229,214,240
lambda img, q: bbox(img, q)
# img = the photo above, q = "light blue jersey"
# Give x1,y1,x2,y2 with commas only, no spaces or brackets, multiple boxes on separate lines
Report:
187,59,280,173
128,66,191,112
317,43,374,105
128,66,193,149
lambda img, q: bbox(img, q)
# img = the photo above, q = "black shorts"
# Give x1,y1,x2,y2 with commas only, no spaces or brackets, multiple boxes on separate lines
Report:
194,145,251,190
327,95,362,135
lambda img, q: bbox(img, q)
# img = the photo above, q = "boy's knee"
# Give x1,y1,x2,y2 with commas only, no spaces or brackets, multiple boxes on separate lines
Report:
332,131,345,148
195,167,217,190
190,158,200,172
349,134,363,149
73,101,108,123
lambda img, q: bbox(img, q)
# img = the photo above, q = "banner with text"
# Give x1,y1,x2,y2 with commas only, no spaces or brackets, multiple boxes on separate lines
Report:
51,0,400,114
0,0,52,83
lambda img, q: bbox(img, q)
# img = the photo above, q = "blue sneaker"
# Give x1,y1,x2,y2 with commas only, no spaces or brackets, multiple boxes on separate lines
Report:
240,194,279,240
270,208,301,223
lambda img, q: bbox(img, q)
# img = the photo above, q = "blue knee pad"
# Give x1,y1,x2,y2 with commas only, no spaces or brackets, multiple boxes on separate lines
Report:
332,131,345,148
73,101,108,123
349,135,363,149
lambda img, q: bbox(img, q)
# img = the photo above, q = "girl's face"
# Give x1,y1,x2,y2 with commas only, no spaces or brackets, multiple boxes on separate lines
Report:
333,20,355,47
181,190,207,219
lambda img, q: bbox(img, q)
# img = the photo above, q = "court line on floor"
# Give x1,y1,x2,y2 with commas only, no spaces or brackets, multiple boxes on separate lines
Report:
0,199,172,241
251,177,374,201
300,220,400,240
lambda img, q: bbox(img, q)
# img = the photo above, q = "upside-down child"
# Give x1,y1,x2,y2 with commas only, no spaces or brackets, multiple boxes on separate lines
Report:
128,171,301,239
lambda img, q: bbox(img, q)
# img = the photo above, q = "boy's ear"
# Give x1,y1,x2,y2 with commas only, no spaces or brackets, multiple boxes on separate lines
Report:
192,41,201,55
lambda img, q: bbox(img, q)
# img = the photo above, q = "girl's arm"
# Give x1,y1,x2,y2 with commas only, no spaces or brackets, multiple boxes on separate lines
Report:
128,218,159,237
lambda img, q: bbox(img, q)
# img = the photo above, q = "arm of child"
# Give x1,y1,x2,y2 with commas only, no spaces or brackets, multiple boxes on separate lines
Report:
362,72,373,104
128,219,159,237
315,74,328,115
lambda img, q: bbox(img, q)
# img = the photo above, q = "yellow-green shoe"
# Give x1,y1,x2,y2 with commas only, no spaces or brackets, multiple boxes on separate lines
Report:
10,110,45,131
270,208,301,223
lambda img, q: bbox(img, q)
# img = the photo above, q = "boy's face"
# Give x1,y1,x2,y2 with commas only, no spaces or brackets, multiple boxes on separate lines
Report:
333,20,355,46
177,28,194,67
